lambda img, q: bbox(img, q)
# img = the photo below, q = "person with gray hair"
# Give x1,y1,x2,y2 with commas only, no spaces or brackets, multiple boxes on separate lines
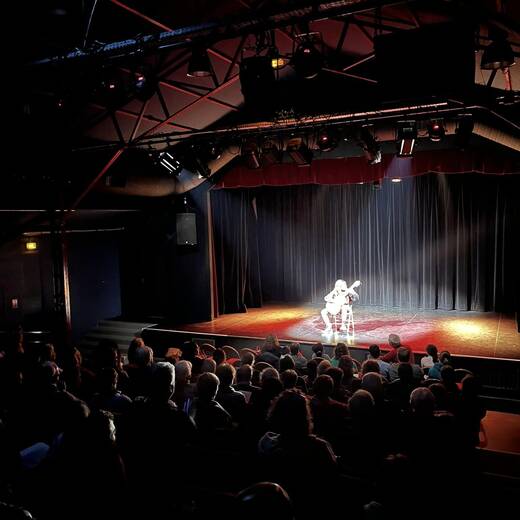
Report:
216,363,247,423
173,360,194,412
381,333,402,363
191,372,232,434
200,357,217,375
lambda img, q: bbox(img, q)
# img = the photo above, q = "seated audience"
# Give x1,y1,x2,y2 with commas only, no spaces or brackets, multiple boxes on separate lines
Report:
367,344,391,380
289,342,307,370
420,344,438,371
215,363,247,423
388,347,423,382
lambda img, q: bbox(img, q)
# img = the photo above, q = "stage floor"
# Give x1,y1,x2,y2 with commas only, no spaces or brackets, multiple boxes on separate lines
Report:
172,304,520,360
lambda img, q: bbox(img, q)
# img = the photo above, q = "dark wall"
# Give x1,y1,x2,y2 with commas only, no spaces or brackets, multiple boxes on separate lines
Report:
0,231,122,344
67,232,122,343
0,236,54,330
119,181,212,324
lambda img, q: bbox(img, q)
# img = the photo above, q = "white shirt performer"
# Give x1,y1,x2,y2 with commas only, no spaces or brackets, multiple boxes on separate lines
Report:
321,279,361,333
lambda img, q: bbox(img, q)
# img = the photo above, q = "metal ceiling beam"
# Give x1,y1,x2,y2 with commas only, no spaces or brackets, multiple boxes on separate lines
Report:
31,1,408,66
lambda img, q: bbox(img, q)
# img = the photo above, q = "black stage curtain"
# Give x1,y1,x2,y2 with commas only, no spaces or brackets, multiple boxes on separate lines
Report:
211,189,263,314
211,173,519,313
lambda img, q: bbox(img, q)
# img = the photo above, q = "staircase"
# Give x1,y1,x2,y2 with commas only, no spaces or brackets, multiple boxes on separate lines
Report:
80,319,157,359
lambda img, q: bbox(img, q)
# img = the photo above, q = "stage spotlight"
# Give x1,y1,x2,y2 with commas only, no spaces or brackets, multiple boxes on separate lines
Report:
187,47,212,77
481,29,515,70
134,72,157,101
287,137,313,165
269,47,290,70
427,120,445,142
391,178,402,183
317,129,338,152
358,127,382,165
292,41,323,79
157,151,183,175
242,139,261,169
454,116,474,150
261,138,282,168
396,121,417,157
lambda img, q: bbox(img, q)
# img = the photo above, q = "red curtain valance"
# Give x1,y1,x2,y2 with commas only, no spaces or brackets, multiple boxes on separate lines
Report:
214,149,519,189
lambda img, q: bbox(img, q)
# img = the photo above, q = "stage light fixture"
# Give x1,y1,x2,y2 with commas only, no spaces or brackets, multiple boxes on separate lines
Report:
187,47,212,77
134,72,157,101
158,151,183,175
358,127,382,165
292,41,323,79
261,138,282,168
269,47,290,70
427,120,445,142
317,129,338,152
286,137,313,165
242,139,262,169
481,30,515,70
396,121,417,157
25,240,38,251
391,178,402,183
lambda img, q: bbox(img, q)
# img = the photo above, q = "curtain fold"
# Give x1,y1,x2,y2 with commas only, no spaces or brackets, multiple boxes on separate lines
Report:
211,189,262,314
212,173,518,314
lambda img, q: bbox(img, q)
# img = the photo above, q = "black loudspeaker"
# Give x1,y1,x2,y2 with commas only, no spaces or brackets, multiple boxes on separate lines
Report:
375,23,475,102
176,213,197,246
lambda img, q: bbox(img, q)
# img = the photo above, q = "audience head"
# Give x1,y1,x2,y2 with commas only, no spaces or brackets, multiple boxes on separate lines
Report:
39,343,57,364
281,369,298,390
213,348,226,366
280,345,290,357
361,359,380,376
313,374,334,400
150,362,175,401
317,359,332,376
312,343,324,358
182,340,200,361
197,372,219,401
361,373,384,402
368,344,381,359
334,343,349,360
289,342,301,356
305,359,319,382
397,347,411,364
325,366,343,389
279,355,295,373
134,345,153,368
388,334,401,349
439,350,452,365
263,334,280,353
128,337,145,364
429,383,449,410
237,482,294,520
426,344,439,362
410,387,435,417
200,358,217,374
236,364,253,384
240,350,255,366
260,367,280,384
175,360,192,385
338,355,355,380
440,365,456,387
268,390,312,438
348,389,375,419
216,363,236,388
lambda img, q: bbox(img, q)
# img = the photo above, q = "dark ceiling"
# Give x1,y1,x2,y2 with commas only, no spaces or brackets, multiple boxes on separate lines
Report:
5,0,519,218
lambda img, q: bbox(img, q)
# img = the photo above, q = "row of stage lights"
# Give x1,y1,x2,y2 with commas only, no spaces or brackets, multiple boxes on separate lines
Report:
153,116,473,177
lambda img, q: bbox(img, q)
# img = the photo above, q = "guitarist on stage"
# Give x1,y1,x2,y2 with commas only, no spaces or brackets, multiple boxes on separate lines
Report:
321,279,361,333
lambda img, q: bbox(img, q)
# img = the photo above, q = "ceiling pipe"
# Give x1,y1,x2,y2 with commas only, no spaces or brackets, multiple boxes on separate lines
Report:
30,1,405,66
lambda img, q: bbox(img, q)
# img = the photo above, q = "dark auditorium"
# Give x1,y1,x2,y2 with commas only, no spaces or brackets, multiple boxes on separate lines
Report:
2,1,520,519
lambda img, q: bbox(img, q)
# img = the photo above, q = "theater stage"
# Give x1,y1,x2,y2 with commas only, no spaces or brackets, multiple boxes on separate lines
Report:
167,304,519,360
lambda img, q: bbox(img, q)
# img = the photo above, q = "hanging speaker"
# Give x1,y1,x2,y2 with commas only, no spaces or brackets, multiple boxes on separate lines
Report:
176,213,197,246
